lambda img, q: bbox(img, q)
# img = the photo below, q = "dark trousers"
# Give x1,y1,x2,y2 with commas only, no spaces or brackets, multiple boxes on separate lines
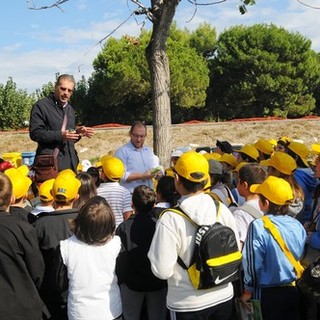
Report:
300,294,320,320
260,286,300,320
170,299,233,320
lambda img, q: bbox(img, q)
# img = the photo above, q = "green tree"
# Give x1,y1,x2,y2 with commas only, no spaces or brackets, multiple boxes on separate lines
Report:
90,25,212,125
71,76,90,125
34,81,54,101
27,0,255,166
209,24,320,119
188,22,217,58
0,78,35,130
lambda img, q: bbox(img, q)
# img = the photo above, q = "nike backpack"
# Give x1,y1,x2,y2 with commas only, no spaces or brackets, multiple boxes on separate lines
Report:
169,199,242,290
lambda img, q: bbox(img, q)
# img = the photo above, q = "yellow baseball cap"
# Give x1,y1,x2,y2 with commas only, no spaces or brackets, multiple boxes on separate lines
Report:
233,161,248,173
77,163,83,172
4,168,32,199
250,176,294,205
52,174,81,202
287,141,310,167
269,139,277,148
39,178,55,202
203,152,221,161
95,161,102,168
278,136,292,145
174,151,208,183
254,139,274,155
58,169,76,178
218,153,238,168
17,165,29,177
311,144,320,155
101,156,125,181
238,144,259,161
96,154,114,169
260,152,297,175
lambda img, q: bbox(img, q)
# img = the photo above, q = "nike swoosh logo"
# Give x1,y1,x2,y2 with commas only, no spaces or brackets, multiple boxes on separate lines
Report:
215,270,238,285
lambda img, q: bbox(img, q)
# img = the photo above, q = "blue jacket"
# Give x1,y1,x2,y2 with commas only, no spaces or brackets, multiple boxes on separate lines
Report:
294,168,318,224
243,214,306,297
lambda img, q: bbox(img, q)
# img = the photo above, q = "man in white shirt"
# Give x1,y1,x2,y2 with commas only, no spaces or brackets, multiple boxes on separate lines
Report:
115,121,161,193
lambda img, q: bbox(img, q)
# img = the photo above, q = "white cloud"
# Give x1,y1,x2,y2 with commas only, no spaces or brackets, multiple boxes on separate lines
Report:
3,43,23,53
0,18,144,92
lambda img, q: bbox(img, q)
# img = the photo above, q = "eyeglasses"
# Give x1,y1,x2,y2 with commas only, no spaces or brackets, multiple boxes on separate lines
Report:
59,86,73,93
131,133,146,139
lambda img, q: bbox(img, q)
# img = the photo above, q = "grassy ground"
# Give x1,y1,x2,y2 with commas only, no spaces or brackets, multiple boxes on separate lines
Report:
1,118,319,165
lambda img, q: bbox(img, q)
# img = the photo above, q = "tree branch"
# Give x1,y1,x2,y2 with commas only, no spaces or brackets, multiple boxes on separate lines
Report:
187,0,226,5
27,0,69,11
131,0,156,21
297,0,320,9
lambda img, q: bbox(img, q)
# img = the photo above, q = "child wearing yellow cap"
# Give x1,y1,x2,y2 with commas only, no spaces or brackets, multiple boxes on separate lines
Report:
32,171,81,319
285,141,318,224
260,152,304,219
28,178,55,223
254,138,274,161
148,151,240,319
240,176,306,320
4,167,32,222
97,156,133,227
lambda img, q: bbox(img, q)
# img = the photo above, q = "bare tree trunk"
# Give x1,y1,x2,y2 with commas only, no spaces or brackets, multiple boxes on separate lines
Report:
146,0,180,168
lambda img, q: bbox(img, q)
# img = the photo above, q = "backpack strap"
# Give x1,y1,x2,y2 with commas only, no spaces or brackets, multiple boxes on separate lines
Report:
208,191,222,203
160,195,221,223
166,207,198,227
167,196,221,270
238,203,262,219
262,215,305,279
224,185,238,207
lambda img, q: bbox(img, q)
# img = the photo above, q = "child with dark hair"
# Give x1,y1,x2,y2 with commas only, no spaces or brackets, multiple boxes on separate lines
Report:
73,172,97,209
58,196,122,320
116,185,167,320
151,175,179,219
237,144,259,163
87,166,101,188
275,136,291,152
232,163,268,250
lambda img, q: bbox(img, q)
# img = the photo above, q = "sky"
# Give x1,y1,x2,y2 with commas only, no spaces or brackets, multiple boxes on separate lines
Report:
2,0,320,93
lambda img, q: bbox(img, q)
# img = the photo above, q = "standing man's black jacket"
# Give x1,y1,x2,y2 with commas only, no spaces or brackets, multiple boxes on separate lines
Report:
29,93,79,172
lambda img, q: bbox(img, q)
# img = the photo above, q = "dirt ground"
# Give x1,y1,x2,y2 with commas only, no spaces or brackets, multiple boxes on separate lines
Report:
1,118,319,165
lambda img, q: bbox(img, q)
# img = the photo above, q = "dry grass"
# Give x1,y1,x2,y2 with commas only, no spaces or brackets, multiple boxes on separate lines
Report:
1,118,319,165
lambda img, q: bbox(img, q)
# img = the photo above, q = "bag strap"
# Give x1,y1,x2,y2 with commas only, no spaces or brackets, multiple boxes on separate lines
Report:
168,197,221,270
224,185,238,207
238,203,262,219
61,110,68,131
262,215,304,278
53,111,68,157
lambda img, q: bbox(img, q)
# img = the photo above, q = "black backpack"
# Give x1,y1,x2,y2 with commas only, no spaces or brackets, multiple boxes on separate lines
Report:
167,199,242,290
